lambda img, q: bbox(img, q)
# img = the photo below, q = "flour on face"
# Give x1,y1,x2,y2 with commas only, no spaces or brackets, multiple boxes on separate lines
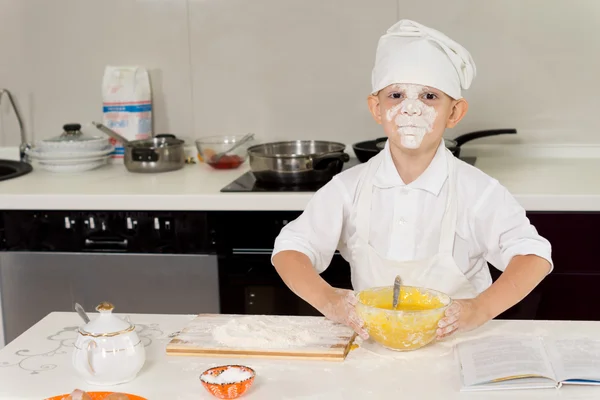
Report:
385,84,438,149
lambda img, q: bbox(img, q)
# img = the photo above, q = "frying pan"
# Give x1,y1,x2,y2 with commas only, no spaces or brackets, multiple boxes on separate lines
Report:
354,129,517,162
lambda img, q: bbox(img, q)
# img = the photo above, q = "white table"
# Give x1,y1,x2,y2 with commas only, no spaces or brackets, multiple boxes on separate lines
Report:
0,312,599,399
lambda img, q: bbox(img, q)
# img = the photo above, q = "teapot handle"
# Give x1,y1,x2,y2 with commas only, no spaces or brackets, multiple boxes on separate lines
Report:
85,339,98,375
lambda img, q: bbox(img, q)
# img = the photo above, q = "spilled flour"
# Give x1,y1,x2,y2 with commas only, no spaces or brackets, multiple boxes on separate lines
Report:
211,316,321,349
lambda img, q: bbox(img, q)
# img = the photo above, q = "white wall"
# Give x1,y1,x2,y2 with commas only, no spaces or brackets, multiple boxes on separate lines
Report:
0,0,598,148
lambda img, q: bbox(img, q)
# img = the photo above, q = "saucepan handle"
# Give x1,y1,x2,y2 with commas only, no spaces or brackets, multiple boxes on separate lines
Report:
453,129,517,147
311,152,350,170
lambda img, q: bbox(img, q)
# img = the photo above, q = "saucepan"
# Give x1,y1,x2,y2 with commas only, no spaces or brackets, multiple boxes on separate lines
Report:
92,122,186,173
247,140,350,185
356,129,518,161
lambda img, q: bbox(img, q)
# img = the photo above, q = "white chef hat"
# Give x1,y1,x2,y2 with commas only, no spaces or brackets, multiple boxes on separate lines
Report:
371,19,476,99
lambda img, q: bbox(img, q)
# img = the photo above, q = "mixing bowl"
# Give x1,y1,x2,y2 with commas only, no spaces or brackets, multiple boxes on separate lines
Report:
195,135,254,170
355,285,451,351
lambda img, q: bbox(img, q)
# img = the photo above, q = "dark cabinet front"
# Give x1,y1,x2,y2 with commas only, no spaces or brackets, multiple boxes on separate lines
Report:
215,211,600,322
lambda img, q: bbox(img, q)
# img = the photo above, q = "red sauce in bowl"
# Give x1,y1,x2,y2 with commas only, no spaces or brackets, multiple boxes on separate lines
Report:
207,155,244,169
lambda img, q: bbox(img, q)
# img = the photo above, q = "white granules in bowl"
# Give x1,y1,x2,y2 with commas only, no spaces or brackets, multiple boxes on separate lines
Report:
211,315,320,349
201,366,253,384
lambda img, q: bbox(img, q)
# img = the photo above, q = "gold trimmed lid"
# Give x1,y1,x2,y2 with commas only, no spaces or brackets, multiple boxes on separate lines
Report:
96,301,115,312
78,301,134,336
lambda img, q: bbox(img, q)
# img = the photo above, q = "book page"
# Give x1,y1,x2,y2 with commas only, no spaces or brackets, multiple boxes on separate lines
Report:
545,338,600,383
456,336,556,387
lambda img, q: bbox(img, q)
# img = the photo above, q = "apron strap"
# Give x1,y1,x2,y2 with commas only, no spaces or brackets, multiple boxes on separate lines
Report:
438,149,459,254
355,152,384,243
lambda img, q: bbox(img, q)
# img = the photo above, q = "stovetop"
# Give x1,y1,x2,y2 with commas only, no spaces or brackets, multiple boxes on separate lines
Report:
221,157,476,193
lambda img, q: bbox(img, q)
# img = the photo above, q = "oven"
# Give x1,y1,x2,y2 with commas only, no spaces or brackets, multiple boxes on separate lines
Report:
0,211,220,346
212,211,352,316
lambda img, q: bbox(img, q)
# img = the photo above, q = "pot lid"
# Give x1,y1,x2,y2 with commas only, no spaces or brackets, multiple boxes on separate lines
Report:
80,302,134,335
43,124,105,144
130,134,184,149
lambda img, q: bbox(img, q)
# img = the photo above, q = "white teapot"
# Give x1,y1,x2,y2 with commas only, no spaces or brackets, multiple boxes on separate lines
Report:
72,302,145,385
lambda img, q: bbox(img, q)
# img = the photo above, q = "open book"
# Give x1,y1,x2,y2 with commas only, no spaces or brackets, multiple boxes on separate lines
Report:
456,335,600,391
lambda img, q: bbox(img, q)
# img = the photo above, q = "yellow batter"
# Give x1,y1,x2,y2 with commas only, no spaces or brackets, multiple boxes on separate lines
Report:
356,286,450,351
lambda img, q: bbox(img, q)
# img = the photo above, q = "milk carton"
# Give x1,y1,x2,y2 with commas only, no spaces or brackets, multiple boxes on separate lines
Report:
102,66,152,158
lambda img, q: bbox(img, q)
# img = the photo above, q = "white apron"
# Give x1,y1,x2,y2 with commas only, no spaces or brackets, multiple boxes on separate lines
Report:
348,148,478,299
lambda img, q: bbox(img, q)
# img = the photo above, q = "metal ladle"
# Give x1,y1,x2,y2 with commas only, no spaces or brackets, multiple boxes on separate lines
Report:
392,275,402,310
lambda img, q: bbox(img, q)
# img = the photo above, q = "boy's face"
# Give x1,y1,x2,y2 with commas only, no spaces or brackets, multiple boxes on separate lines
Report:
367,83,468,154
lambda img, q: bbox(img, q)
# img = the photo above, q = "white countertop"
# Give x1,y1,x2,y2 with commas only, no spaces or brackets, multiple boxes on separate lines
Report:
0,312,599,399
2,145,600,211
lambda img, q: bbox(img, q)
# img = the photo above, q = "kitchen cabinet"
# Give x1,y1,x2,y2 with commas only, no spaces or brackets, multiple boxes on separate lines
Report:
489,212,600,321
523,212,600,321
215,211,600,322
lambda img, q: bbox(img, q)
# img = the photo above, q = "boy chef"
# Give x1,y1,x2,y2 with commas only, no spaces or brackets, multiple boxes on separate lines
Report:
272,20,552,340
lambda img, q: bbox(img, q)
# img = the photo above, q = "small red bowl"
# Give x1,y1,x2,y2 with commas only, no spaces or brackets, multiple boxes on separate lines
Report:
200,365,256,399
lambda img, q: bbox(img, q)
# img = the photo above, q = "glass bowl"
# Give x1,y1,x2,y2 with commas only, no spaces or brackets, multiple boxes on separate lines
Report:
195,135,254,170
355,285,451,351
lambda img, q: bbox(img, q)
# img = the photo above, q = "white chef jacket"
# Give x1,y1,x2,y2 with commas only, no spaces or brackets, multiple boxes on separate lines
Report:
272,140,553,293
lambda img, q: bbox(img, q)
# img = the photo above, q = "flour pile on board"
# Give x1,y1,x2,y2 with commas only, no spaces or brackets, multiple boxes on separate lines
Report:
211,316,322,349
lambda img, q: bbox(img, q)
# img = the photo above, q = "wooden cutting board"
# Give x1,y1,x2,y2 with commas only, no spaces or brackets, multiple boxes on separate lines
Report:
166,314,357,361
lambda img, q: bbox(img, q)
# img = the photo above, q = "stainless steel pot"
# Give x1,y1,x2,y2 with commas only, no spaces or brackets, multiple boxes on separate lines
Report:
124,134,185,173
247,140,350,185
93,122,185,173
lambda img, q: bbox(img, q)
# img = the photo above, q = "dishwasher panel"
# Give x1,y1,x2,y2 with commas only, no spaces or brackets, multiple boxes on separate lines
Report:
0,252,219,344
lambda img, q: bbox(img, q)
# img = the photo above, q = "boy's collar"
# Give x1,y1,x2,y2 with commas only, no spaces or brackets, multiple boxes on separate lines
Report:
372,139,448,195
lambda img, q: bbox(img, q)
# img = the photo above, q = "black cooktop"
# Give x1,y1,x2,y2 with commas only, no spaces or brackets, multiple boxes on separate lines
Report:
221,157,476,193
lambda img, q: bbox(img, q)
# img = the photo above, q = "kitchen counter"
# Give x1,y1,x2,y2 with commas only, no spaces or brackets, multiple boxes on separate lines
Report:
2,145,600,211
0,312,599,399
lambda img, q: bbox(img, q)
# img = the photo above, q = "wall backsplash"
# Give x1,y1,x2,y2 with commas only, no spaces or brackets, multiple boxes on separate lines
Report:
1,0,598,148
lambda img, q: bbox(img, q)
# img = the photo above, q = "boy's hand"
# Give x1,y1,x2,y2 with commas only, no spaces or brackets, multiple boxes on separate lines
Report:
319,288,369,340
436,298,491,339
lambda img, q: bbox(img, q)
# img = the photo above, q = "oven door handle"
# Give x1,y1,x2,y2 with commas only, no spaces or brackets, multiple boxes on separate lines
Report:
232,248,273,255
231,248,342,256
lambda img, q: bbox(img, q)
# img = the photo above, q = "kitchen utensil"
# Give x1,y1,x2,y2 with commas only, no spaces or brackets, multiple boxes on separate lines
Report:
92,122,186,173
45,392,146,400
167,314,356,361
37,124,109,152
392,275,402,309
92,122,131,146
72,301,146,385
200,365,256,399
195,134,255,170
212,133,254,163
74,302,90,324
445,129,517,157
26,145,114,161
247,140,350,185
353,129,517,161
356,286,450,351
37,158,109,173
353,137,388,162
